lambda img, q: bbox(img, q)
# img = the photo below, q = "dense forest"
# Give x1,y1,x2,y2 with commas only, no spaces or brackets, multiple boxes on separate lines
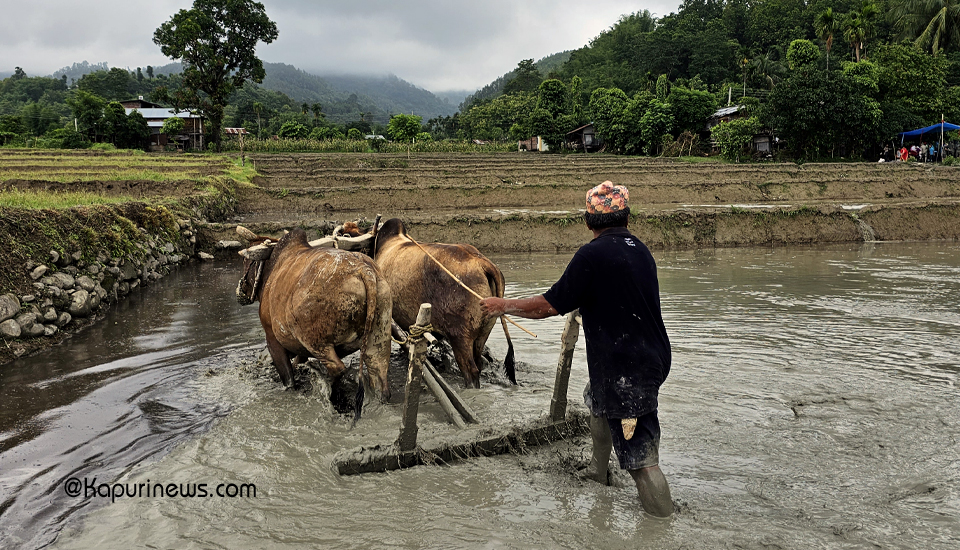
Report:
452,0,960,160
2,0,959,160
0,60,458,149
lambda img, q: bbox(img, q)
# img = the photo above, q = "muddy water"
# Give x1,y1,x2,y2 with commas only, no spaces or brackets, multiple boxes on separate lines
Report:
1,242,959,549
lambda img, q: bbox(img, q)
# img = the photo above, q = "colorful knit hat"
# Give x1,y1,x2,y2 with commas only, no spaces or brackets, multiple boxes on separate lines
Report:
585,181,629,214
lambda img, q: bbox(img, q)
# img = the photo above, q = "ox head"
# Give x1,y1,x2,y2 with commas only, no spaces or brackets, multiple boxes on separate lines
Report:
236,226,278,306
373,218,408,257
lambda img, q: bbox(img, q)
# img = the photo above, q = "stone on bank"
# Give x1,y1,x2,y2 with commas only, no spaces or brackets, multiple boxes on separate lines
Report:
1,218,204,355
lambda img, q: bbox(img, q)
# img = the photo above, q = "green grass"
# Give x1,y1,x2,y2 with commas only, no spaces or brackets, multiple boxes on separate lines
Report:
678,155,728,163
224,156,260,185
0,148,231,183
0,189,134,208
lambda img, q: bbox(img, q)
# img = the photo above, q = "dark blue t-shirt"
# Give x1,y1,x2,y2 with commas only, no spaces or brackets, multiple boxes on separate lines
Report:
543,227,671,418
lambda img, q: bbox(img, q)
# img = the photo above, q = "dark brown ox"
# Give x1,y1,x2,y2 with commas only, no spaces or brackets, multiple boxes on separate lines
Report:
373,218,515,388
236,227,394,409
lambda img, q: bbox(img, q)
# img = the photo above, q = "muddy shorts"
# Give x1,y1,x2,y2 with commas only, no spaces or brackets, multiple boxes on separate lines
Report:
606,410,661,471
585,382,660,470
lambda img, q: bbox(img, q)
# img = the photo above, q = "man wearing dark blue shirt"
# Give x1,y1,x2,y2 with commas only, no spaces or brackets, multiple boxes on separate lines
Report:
480,181,673,517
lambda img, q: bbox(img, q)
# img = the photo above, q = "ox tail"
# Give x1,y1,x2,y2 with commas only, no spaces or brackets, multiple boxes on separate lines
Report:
485,262,516,385
352,263,380,427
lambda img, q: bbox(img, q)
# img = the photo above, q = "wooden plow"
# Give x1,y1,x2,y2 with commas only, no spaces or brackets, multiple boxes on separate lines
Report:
332,304,587,475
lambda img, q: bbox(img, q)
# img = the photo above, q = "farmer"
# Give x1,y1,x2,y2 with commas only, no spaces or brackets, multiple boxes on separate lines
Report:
480,181,674,518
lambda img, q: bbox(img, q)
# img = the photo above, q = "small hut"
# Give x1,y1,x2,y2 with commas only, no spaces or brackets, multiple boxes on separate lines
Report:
565,123,601,152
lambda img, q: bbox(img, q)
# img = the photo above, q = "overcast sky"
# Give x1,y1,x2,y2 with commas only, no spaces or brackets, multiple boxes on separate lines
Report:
1,1,682,93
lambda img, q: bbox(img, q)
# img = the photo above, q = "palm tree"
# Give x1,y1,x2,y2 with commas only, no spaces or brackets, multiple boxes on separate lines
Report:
252,101,264,137
844,12,868,61
891,0,960,54
749,53,785,89
816,8,841,71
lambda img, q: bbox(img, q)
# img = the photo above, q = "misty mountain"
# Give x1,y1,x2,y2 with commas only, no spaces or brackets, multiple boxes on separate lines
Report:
41,60,458,122
460,51,572,110
262,64,457,122
52,61,110,84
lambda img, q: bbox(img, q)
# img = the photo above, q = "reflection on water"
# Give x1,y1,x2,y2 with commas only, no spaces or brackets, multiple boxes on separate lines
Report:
1,242,959,549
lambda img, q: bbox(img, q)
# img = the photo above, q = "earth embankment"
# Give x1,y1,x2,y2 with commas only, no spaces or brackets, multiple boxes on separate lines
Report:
221,153,960,251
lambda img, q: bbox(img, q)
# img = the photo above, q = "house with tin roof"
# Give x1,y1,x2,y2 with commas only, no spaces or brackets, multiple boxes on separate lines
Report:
122,96,203,151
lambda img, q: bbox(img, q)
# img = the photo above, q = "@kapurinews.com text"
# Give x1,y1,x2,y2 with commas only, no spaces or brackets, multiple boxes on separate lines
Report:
63,477,256,503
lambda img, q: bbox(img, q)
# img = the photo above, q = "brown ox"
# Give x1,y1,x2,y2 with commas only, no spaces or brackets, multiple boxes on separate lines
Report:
236,227,393,411
373,218,515,388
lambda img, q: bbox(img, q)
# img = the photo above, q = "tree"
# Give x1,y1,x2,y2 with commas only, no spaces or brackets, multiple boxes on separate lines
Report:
874,43,949,121
787,39,821,70
388,113,422,142
252,101,264,137
667,86,718,133
532,79,571,150
763,67,882,158
712,116,761,161
816,8,841,71
844,11,868,61
161,117,185,149
588,87,634,153
124,110,150,149
66,90,106,142
502,59,543,95
638,99,673,155
891,0,960,54
277,120,309,138
656,74,670,101
153,0,278,152
749,52,786,89
146,66,154,79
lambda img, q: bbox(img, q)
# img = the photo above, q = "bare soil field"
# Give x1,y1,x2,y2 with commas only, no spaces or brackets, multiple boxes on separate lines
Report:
221,152,960,251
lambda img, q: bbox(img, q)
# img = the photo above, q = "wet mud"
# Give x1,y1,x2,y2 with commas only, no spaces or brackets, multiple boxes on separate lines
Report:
0,243,957,549
213,153,960,252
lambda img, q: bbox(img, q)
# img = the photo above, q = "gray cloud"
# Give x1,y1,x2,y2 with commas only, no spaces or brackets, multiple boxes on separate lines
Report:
1,0,680,92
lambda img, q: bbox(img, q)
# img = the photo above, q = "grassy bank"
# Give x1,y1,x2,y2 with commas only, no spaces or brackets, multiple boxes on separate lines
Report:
0,149,248,296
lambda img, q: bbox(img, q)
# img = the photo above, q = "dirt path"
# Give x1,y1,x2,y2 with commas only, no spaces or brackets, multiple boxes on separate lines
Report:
220,153,960,251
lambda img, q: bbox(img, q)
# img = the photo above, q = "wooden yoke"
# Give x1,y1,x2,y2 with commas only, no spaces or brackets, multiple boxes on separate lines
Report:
549,309,581,422
397,303,432,452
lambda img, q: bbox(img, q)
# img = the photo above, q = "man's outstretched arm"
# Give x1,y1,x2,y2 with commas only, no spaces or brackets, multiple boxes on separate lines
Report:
480,295,558,320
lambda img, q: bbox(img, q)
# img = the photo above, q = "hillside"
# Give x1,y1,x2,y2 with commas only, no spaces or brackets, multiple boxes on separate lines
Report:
460,51,572,110
39,60,458,123
261,64,457,124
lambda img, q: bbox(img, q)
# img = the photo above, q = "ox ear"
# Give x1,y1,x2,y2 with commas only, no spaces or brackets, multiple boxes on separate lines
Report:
239,242,275,261
236,226,259,242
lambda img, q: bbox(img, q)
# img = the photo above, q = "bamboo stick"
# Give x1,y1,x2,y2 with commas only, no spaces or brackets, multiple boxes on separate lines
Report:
550,309,581,422
421,364,467,429
397,304,431,452
392,321,477,426
406,236,537,338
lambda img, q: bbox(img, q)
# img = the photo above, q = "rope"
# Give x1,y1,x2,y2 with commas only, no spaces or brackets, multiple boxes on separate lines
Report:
392,323,434,346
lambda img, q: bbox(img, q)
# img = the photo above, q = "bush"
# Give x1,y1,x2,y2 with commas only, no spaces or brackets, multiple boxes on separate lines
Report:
90,142,117,151
46,128,90,149
368,136,387,152
309,126,344,140
277,121,309,139
942,155,956,166
712,117,761,162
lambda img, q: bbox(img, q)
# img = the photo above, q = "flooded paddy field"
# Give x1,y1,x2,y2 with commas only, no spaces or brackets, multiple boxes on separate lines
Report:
1,241,958,549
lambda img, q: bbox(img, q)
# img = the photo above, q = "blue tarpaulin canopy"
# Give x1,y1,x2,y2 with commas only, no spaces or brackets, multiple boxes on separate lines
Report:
898,122,960,137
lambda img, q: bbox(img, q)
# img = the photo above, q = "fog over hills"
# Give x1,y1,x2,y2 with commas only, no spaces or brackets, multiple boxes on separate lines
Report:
24,60,462,121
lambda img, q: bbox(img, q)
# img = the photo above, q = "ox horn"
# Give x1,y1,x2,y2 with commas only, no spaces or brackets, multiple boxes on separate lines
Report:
236,225,259,242
238,242,275,261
